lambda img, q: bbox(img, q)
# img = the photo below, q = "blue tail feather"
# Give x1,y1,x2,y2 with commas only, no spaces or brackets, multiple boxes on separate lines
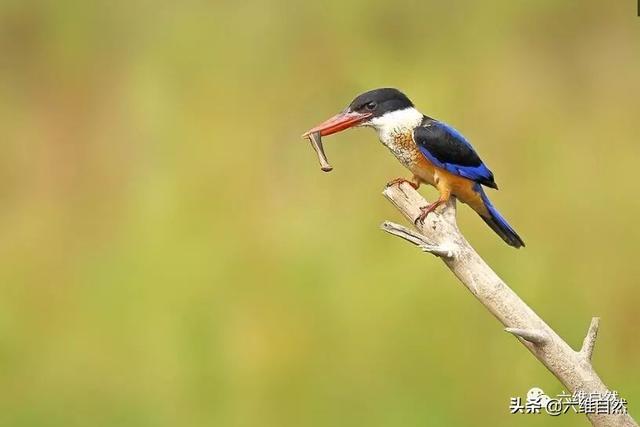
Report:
475,185,525,248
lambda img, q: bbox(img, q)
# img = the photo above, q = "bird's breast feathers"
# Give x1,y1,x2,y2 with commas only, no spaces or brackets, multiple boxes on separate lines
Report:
382,130,422,167
376,128,436,185
373,107,424,168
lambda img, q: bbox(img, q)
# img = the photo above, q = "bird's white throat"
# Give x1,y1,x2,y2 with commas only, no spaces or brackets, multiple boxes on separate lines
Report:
367,107,423,143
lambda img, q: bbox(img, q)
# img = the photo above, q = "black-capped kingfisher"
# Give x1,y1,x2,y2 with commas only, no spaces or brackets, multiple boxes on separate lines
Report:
303,88,525,248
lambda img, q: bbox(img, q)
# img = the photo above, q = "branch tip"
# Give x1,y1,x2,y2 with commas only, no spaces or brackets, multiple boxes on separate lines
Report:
579,317,600,361
380,221,429,246
381,221,454,258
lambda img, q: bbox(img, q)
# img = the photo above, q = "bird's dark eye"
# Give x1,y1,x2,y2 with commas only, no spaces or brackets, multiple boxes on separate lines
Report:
365,101,377,110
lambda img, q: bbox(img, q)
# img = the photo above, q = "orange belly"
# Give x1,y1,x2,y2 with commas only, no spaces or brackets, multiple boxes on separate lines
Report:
411,156,489,217
410,154,437,185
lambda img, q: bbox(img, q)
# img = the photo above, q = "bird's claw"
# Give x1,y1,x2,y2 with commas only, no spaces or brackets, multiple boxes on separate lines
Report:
414,201,443,225
386,177,419,190
414,210,427,225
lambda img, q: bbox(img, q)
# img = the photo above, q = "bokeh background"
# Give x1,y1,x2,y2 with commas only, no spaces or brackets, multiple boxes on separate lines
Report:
1,1,639,426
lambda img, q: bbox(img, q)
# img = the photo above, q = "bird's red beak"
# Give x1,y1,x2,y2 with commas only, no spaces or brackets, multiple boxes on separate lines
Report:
302,110,372,138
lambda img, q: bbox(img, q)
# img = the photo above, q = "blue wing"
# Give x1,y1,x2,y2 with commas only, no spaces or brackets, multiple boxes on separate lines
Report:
414,119,497,189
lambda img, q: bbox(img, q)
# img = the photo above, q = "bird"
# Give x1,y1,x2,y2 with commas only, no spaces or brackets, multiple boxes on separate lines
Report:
303,88,525,248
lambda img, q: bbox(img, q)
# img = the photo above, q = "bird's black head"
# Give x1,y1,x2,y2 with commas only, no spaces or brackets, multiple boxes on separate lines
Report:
348,88,414,118
303,88,415,137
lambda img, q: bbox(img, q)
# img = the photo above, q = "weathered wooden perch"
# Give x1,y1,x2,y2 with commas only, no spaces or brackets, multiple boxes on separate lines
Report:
381,183,637,427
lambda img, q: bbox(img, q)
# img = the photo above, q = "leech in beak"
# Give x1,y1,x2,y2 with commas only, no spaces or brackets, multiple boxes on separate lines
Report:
307,131,333,172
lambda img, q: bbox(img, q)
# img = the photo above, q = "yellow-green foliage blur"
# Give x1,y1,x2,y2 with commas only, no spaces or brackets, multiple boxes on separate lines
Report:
1,1,639,426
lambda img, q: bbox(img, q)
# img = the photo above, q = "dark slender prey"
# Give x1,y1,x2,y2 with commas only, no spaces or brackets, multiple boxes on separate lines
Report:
308,131,333,172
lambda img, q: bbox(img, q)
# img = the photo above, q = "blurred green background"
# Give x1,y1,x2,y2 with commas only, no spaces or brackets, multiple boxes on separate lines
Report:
1,0,639,426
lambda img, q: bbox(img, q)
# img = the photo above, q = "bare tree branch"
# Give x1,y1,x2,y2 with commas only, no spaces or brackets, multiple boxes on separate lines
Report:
381,183,637,427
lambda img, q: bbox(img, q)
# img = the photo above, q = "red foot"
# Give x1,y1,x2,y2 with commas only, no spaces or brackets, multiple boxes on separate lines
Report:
415,200,445,224
386,177,419,190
